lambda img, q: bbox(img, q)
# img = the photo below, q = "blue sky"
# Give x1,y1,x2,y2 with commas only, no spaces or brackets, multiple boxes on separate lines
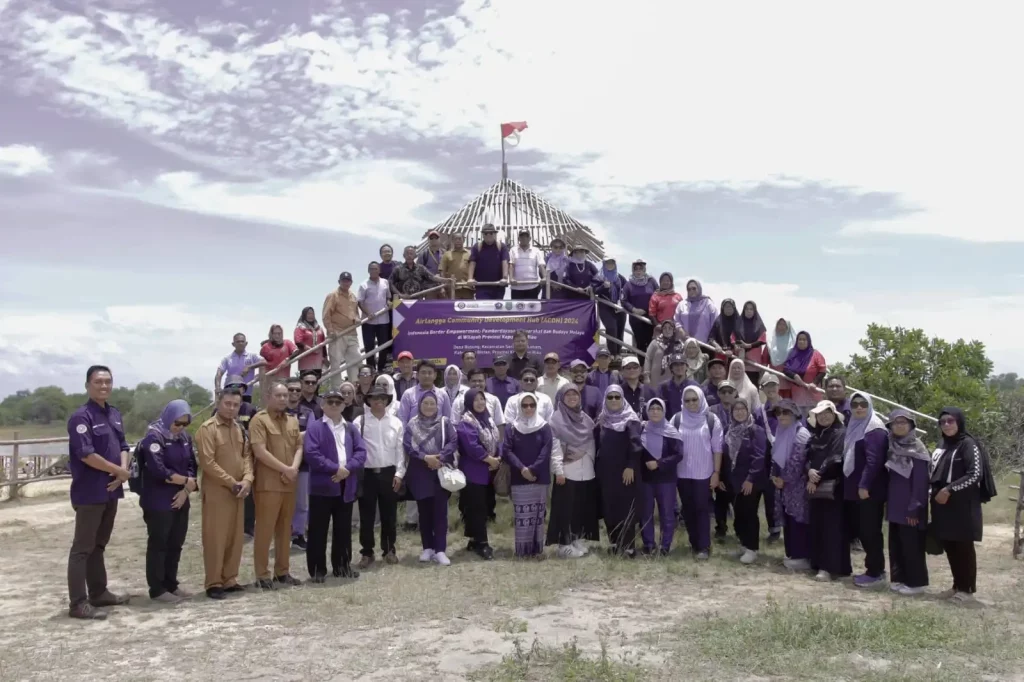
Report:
1,0,1021,398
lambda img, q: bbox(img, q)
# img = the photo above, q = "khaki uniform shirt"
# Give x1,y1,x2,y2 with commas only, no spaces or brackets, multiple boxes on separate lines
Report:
322,288,360,337
440,248,471,282
196,414,254,489
249,410,301,492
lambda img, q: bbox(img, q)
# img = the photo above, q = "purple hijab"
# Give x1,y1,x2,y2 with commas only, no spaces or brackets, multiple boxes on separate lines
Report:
549,384,596,450
640,398,684,459
770,399,802,468
783,330,815,376
596,385,640,432
679,279,716,339
149,399,192,441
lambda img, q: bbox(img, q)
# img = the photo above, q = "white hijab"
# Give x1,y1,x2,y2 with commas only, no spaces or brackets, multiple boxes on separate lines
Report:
512,391,548,435
728,358,761,411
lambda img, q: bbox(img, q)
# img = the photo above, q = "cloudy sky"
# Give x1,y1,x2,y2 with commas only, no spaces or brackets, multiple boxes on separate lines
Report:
1,0,1021,398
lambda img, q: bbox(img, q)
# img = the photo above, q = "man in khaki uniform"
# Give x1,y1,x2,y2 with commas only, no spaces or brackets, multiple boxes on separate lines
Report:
322,271,362,386
440,233,473,300
249,382,303,588
196,388,254,600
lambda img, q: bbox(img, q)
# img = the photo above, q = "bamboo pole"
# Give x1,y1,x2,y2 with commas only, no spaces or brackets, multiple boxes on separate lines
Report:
1013,469,1024,559
10,431,20,500
596,330,646,358
317,340,395,387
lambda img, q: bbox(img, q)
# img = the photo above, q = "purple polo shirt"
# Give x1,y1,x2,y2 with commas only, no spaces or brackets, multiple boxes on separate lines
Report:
67,400,129,506
418,248,445,275
378,260,396,280
219,351,262,395
469,242,509,282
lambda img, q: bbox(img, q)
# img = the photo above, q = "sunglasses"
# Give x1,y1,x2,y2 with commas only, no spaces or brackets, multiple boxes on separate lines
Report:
606,395,622,402
287,387,302,393
172,419,190,427
324,399,344,406
939,416,957,426
522,403,537,410
522,377,537,383
850,400,869,408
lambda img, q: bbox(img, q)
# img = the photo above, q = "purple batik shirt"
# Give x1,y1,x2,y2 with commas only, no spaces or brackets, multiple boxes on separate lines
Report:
219,351,262,395
67,401,129,506
397,385,453,424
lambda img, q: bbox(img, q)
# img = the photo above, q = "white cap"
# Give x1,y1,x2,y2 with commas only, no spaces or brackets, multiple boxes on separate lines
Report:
620,355,640,367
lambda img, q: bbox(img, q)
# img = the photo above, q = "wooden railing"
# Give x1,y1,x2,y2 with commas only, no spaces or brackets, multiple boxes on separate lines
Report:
0,433,73,499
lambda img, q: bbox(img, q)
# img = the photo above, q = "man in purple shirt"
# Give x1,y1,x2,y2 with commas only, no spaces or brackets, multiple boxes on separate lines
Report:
485,356,520,409
397,361,453,424
467,223,509,300
418,230,446,275
65,365,132,620
214,333,266,400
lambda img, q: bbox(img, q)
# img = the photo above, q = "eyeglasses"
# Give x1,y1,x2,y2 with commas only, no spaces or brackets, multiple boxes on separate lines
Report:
302,380,317,385
606,395,622,402
522,378,537,383
287,387,302,393
324,399,344,406
172,420,190,427
850,400,869,409
939,416,957,426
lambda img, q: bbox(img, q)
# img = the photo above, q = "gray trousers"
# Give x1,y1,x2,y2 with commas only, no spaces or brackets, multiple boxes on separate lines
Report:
68,500,118,606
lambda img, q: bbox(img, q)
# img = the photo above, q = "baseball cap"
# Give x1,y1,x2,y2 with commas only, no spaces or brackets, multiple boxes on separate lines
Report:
760,373,781,387
717,380,736,392
620,355,640,368
322,388,344,400
518,229,531,237
339,271,353,281
481,224,497,233
668,353,686,366
397,351,414,361
632,259,646,266
569,359,589,370
492,355,509,365
544,352,560,362
428,230,440,238
596,346,611,357
707,358,727,369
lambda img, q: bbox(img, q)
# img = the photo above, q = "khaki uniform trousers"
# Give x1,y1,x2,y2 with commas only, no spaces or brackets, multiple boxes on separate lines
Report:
202,485,245,590
254,490,297,580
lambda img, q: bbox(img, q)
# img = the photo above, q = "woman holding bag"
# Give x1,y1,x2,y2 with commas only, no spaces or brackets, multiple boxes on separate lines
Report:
402,393,457,566
805,400,851,582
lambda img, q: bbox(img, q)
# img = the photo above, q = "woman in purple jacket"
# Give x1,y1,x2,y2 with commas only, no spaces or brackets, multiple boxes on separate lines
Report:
723,399,768,564
138,399,198,603
769,400,812,571
638,398,684,556
884,409,931,596
843,392,889,588
456,389,501,560
503,393,553,558
403,393,458,565
303,389,367,581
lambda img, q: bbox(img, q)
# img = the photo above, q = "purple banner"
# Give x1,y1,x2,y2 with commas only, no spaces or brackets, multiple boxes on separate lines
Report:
392,299,599,368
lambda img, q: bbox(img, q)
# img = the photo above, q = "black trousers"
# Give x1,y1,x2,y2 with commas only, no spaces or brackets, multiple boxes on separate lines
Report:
762,484,779,532
629,315,653,356
714,488,734,535
461,482,490,546
598,306,628,356
307,495,353,577
888,522,928,588
849,498,886,577
361,323,392,373
358,466,398,557
510,286,542,299
732,489,762,551
67,501,118,606
244,493,255,536
942,539,977,593
143,507,190,598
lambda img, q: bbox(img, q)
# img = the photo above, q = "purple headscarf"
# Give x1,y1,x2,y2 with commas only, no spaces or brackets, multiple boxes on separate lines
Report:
149,399,191,441
683,279,715,334
782,330,815,376
770,399,802,469
549,384,596,450
596,384,640,432
842,392,886,476
640,398,684,459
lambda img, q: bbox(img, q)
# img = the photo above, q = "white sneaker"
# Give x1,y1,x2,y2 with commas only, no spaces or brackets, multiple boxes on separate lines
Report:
695,551,710,561
572,539,590,556
418,549,435,563
814,570,832,582
558,545,575,558
898,585,925,596
783,558,810,571
432,552,451,566
889,582,906,593
951,591,975,604
740,549,758,565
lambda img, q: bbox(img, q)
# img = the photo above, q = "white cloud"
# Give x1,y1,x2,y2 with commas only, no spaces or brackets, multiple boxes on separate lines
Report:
0,144,52,176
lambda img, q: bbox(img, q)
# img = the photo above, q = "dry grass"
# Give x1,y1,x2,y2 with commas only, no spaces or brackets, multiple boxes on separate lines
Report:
1,492,1022,682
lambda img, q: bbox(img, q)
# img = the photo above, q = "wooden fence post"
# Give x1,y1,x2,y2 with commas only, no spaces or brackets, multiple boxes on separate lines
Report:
1013,469,1024,560
10,431,20,501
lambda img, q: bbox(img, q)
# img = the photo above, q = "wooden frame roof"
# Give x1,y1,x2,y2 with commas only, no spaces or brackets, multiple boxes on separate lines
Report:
416,178,604,260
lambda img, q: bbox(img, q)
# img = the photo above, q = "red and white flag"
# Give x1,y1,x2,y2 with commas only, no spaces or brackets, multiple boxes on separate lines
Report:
500,121,528,145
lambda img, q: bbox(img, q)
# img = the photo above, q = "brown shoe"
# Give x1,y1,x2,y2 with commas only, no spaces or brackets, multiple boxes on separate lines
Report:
69,602,107,620
383,551,399,565
357,555,375,570
89,591,129,608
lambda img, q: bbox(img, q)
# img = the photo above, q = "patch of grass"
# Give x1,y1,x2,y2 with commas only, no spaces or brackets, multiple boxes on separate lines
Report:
468,637,647,682
984,471,1023,525
494,615,529,634
676,598,1023,680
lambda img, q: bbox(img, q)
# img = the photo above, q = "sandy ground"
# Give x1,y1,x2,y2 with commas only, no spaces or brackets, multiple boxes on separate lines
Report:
1,491,1022,681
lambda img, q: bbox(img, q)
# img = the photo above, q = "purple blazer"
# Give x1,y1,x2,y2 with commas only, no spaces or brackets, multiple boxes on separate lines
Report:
502,426,552,486
843,428,889,502
303,420,367,502
456,421,500,486
724,424,768,491
887,457,929,527
402,419,458,500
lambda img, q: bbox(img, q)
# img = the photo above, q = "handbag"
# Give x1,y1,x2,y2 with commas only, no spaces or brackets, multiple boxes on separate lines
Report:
438,465,467,493
493,462,512,497
810,479,837,500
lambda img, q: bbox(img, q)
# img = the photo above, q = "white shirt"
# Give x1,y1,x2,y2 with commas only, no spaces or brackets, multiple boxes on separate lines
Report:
324,416,348,468
504,391,554,424
537,375,570,404
510,245,544,290
357,278,391,325
550,439,596,481
451,390,507,429
354,411,407,479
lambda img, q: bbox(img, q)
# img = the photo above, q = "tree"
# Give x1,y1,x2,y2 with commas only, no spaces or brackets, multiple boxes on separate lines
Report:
164,377,211,408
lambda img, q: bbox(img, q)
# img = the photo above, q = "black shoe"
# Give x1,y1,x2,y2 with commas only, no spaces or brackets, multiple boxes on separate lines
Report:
273,574,302,587
476,544,494,561
403,523,418,532
466,540,480,552
767,532,781,545
640,546,655,557
69,602,107,620
291,535,308,550
206,588,227,600
333,566,360,579
308,575,326,584
223,584,246,594
255,579,276,591
659,547,671,557
89,591,129,607
714,529,727,542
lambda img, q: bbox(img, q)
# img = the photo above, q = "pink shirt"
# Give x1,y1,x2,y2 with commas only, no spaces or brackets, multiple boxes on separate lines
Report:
293,325,326,371
260,340,298,378
787,350,827,407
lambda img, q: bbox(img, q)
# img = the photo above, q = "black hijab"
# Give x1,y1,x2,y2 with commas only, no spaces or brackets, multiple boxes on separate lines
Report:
709,298,740,347
736,300,766,344
930,407,996,502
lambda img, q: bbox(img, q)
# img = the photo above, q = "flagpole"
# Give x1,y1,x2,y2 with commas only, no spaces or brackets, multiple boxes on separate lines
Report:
501,132,508,181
